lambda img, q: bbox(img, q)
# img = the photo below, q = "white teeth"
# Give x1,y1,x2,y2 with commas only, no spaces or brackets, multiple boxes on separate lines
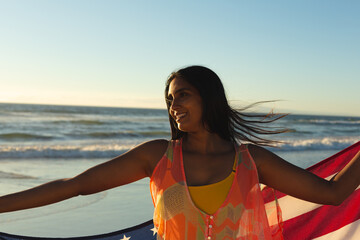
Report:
177,113,186,118
175,113,186,121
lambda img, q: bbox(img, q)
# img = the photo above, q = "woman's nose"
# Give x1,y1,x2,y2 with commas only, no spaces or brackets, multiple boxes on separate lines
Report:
170,98,181,112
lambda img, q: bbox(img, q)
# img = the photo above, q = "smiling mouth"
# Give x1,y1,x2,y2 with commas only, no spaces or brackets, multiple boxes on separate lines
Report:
175,113,187,122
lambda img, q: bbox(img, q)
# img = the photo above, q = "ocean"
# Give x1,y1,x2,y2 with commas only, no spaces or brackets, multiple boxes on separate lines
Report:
0,103,359,237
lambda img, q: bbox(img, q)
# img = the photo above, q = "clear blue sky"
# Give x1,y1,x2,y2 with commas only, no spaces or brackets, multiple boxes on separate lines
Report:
1,0,359,116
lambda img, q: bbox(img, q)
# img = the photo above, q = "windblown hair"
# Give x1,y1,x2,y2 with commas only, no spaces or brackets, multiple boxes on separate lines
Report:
165,65,288,147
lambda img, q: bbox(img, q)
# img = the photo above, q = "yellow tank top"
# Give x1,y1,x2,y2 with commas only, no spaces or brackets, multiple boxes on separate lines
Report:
188,158,236,215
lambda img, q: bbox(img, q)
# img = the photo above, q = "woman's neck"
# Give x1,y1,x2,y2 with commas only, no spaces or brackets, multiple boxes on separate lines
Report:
183,132,233,155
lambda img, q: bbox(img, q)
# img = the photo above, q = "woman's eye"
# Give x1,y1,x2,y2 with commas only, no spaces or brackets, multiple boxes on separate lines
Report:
180,92,188,97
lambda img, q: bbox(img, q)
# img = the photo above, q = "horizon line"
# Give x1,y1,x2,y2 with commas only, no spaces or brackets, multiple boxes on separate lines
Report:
1,101,359,118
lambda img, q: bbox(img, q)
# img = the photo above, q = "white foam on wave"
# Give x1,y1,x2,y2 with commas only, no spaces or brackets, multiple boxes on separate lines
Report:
275,137,359,151
0,143,134,159
1,137,358,158
297,119,360,125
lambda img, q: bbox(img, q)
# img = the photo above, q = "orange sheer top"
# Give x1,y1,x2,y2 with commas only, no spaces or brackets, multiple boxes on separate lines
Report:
150,139,283,239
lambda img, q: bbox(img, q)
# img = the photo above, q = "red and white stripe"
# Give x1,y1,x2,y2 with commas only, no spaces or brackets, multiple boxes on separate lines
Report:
263,142,360,240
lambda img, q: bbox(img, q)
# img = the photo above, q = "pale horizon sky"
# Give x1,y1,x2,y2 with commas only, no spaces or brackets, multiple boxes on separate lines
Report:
1,1,359,116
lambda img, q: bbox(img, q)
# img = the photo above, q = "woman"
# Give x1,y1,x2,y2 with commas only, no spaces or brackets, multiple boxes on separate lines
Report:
0,66,359,239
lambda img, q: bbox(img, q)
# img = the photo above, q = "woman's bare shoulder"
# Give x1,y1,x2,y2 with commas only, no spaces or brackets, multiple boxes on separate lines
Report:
135,139,169,175
247,144,286,181
138,139,169,155
247,144,277,166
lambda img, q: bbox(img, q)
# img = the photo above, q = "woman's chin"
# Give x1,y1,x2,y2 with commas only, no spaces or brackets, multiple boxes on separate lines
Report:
177,124,203,133
177,125,187,132
177,123,190,132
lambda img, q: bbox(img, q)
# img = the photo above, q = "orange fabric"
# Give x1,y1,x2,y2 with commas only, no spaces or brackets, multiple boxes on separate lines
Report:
150,139,283,240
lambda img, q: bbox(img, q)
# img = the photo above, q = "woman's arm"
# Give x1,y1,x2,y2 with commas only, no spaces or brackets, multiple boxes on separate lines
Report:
0,139,168,213
249,144,360,205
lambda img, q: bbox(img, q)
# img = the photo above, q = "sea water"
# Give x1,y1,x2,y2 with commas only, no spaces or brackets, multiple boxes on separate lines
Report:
0,103,359,237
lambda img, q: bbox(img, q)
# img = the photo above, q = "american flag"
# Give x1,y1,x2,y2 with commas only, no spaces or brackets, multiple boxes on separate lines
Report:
263,141,360,240
1,142,359,240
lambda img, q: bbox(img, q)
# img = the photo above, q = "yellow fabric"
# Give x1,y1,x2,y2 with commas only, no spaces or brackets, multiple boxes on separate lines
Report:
188,157,237,215
188,172,234,215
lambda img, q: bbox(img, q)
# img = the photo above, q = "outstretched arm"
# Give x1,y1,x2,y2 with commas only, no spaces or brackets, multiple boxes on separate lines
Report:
249,145,360,205
0,139,168,213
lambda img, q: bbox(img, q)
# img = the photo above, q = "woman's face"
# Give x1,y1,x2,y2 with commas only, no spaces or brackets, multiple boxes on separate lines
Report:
167,78,204,133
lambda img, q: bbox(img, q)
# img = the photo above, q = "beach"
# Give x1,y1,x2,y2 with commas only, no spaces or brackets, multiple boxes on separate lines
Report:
0,103,359,237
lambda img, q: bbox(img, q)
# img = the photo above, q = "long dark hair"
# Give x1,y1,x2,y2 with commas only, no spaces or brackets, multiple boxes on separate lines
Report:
165,65,288,146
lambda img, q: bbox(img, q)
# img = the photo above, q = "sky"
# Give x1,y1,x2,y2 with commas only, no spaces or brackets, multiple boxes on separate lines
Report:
0,0,359,116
